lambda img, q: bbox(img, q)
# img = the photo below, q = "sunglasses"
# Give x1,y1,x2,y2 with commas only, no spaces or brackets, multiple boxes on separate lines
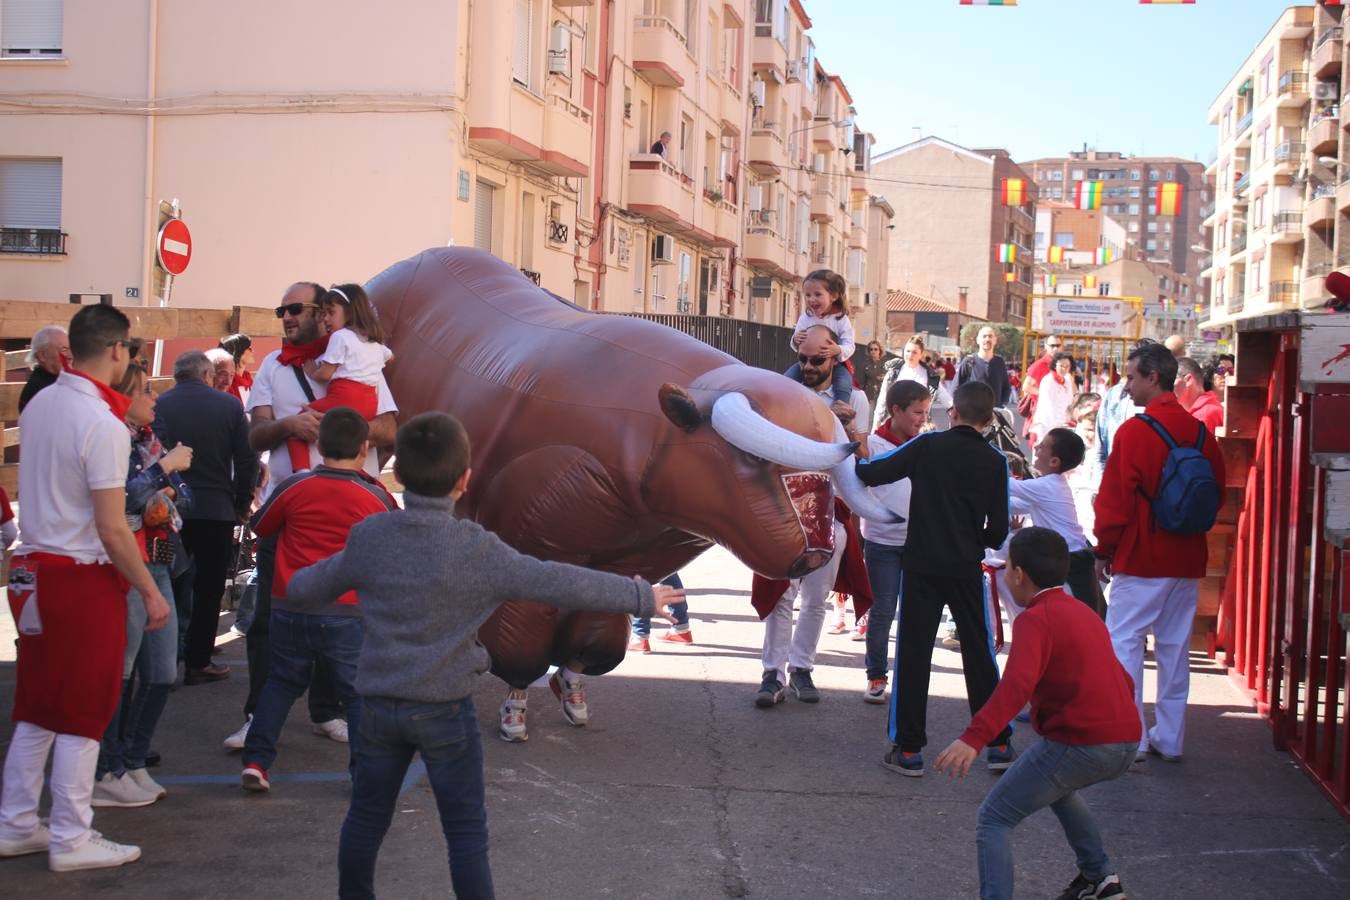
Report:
798,354,829,366
1216,365,1234,375
107,337,143,359
274,302,320,319
1047,343,1063,349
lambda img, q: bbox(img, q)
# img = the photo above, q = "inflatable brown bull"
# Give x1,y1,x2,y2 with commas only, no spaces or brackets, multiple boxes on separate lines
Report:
365,247,894,688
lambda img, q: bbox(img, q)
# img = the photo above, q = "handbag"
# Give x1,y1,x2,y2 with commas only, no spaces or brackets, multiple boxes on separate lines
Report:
150,536,176,566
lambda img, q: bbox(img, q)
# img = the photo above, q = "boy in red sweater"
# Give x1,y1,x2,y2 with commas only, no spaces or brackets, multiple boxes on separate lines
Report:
935,527,1139,900
240,408,398,791
1093,340,1224,763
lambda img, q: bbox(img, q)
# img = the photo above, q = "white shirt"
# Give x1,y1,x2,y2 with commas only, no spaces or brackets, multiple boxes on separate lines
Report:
1008,472,1090,552
860,431,911,547
248,348,398,499
810,380,870,435
319,328,392,386
16,371,132,563
1032,372,1076,439
791,310,856,361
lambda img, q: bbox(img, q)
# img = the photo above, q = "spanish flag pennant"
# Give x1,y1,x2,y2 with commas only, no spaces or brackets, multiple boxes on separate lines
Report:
1047,245,1064,264
1001,178,1025,206
1074,181,1102,210
1005,270,1016,283
1093,247,1113,265
1084,275,1098,290
997,243,1016,263
1155,182,1184,216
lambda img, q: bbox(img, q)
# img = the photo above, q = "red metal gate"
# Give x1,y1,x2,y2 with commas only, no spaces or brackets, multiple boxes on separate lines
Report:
1215,317,1350,819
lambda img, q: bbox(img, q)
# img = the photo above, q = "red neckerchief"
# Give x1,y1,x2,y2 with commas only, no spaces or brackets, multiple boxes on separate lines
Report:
873,418,918,448
67,368,132,421
230,370,254,391
277,334,330,367
1051,371,1067,387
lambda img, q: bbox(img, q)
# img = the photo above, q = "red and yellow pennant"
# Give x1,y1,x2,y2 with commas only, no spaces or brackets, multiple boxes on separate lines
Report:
1155,182,1184,216
1001,178,1025,206
1005,270,1016,283
1047,245,1064,264
1084,275,1098,290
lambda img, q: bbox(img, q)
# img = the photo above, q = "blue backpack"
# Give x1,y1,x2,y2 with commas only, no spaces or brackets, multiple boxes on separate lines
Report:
1137,414,1220,534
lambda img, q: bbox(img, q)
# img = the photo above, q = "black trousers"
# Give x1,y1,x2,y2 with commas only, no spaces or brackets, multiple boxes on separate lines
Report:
179,519,237,670
244,534,342,722
889,569,1011,753
1067,549,1105,618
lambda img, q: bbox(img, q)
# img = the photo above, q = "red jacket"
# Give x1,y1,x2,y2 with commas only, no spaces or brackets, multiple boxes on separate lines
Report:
960,588,1140,749
1188,390,1224,433
1093,393,1225,578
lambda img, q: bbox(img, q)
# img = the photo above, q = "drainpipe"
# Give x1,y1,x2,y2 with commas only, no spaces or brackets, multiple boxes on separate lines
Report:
583,0,614,310
140,0,159,366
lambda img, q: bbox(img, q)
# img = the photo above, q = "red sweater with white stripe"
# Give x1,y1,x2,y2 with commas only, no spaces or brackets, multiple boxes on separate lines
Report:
960,588,1141,749
1092,392,1225,578
251,465,397,615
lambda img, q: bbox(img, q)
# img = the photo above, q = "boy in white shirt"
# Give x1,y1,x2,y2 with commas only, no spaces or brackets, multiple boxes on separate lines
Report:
1008,427,1103,616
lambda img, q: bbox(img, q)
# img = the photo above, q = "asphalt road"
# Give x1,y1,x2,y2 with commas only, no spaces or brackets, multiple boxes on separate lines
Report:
2,545,1349,898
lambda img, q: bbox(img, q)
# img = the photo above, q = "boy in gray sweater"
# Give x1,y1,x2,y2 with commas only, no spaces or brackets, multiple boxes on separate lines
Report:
287,412,681,900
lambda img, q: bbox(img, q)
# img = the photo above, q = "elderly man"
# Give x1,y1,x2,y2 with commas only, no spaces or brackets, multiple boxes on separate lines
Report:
956,326,1011,409
18,325,71,413
0,305,169,871
752,325,869,708
154,351,258,685
222,282,398,751
650,130,673,159
1164,334,1186,358
205,348,237,394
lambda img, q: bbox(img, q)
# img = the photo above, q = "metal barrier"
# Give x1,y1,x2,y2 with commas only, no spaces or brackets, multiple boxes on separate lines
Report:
1216,313,1350,820
611,312,797,373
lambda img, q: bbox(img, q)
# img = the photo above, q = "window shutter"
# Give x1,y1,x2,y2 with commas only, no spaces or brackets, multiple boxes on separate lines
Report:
0,158,62,228
1,0,63,55
512,0,532,87
747,184,763,211
474,181,495,252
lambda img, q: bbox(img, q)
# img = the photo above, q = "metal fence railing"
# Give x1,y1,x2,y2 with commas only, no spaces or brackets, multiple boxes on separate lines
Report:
609,312,796,372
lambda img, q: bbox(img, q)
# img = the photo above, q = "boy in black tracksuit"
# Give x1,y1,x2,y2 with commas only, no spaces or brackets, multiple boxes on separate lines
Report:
856,381,1013,776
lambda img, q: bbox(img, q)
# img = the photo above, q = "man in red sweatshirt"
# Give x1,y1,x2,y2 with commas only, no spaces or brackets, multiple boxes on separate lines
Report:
935,528,1139,900
1093,339,1224,763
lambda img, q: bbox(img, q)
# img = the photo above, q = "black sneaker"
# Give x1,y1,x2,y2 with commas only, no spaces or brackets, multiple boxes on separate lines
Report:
1055,873,1125,900
788,668,820,703
755,672,785,708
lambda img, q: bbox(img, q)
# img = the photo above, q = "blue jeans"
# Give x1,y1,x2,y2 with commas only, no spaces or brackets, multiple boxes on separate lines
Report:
976,739,1136,900
339,696,493,900
242,610,363,771
862,540,904,680
98,563,178,778
632,573,688,639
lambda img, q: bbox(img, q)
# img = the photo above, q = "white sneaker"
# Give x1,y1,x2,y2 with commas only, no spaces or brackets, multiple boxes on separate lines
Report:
0,822,50,857
91,772,159,809
312,719,349,743
223,715,252,751
49,831,141,872
549,670,589,727
126,767,167,800
499,698,528,742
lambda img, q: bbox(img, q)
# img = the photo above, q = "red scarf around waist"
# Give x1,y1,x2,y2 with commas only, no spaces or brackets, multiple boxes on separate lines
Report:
277,335,330,367
66,368,131,421
749,498,873,622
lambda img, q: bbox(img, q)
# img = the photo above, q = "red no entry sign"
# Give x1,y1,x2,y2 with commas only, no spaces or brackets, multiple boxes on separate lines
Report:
157,218,192,275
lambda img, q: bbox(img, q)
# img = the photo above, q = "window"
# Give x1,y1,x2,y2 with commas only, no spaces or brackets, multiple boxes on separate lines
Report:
1071,169,1084,181
1130,169,1141,180
519,192,535,270
1129,187,1140,198
512,0,534,88
1127,221,1139,233
1165,168,1173,180
1047,170,1063,181
1149,169,1160,181
1163,222,1171,233
677,251,692,313
1145,238,1157,252
1147,221,1158,233
474,181,496,252
1054,231,1075,249
1047,186,1062,199
582,7,597,72
1,0,63,57
0,157,62,253
1162,239,1170,252
679,115,692,174
1129,203,1140,215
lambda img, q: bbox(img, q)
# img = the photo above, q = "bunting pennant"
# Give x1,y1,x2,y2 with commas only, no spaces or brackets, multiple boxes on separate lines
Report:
1139,1,1195,4
1074,181,1102,210
1155,182,1184,216
1005,271,1016,283
1093,247,1113,265
997,243,1016,263
1042,273,1057,289
960,0,1017,5
1047,245,1064,264
1001,178,1025,206
1084,275,1098,290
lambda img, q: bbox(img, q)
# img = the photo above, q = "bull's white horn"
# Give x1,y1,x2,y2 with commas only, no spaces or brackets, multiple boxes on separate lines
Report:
831,418,904,524
710,392,855,470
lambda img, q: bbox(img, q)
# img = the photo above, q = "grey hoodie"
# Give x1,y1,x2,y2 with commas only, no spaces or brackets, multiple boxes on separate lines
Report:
286,491,657,703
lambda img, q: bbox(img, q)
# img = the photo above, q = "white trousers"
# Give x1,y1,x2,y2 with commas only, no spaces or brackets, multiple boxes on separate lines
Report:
0,721,98,852
1105,575,1199,756
762,521,846,680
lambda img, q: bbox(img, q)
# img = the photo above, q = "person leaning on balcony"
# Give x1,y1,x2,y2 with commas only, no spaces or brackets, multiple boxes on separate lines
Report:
651,131,672,159
18,325,71,413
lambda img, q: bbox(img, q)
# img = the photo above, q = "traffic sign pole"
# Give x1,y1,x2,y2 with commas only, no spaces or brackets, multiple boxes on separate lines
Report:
151,199,187,377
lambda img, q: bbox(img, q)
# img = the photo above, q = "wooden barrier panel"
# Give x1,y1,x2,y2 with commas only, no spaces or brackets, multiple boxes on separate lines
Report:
0,302,283,341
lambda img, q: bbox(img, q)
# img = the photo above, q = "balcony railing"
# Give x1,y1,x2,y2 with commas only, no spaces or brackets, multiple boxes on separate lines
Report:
1312,182,1338,200
1232,230,1248,253
1273,210,1303,232
0,228,67,254
1227,292,1245,314
1236,110,1254,136
1278,70,1308,96
1234,172,1251,193
1275,140,1305,163
1316,26,1343,49
634,15,687,46
1269,281,1299,304
1200,201,1216,220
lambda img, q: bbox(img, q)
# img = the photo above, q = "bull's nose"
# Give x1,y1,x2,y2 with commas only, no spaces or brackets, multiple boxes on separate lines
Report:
788,551,831,579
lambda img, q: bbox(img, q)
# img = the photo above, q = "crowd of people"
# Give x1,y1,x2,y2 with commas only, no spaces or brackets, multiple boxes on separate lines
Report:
0,270,1231,900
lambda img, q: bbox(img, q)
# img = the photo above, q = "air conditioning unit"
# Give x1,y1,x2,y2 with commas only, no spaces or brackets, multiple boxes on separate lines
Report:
548,25,570,75
652,234,675,264
786,59,804,83
1314,81,1338,100
750,79,766,108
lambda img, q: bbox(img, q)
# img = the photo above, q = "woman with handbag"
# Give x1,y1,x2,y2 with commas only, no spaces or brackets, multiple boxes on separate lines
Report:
91,360,195,809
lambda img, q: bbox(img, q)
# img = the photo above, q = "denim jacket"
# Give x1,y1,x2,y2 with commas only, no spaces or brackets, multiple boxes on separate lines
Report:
126,425,193,572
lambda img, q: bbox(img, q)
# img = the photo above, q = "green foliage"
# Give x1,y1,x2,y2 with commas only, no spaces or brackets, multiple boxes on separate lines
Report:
958,322,1026,362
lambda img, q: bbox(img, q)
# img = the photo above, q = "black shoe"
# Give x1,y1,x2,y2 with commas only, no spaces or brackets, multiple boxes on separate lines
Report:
184,664,231,685
1056,873,1125,900
754,672,785,708
881,747,924,777
788,668,820,703
144,751,161,768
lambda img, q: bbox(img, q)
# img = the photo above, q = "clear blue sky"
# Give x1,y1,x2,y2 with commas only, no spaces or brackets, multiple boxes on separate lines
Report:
805,0,1301,162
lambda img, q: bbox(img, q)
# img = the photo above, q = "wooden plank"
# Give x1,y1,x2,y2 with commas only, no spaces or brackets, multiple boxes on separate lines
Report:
0,463,14,497
0,300,281,340
1218,434,1254,487
0,382,22,422
4,426,18,448
5,349,29,368
1299,312,1350,390
233,305,285,338
1223,385,1264,440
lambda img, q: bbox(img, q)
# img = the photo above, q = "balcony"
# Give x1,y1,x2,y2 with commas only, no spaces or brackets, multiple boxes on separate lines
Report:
1340,173,1350,212
1227,291,1245,314
810,185,838,222
703,191,741,248
1277,70,1308,106
1201,202,1217,225
1274,140,1305,173
1235,109,1254,140
747,127,787,176
633,16,693,87
1234,172,1251,195
0,228,67,255
1271,210,1303,242
1308,183,1337,227
1309,113,1341,154
1231,229,1248,254
1312,26,1343,78
742,212,793,279
541,95,592,176
1269,281,1300,306
752,32,788,82
848,220,866,249
626,154,696,230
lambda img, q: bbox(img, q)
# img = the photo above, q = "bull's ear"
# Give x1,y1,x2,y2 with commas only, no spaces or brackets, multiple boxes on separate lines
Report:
658,383,702,432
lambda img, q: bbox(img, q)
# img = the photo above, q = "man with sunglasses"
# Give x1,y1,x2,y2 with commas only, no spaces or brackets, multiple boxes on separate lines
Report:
222,283,398,752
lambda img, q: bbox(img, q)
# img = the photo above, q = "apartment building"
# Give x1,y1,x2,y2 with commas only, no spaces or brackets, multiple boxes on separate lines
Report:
1203,5,1321,331
0,0,888,343
871,136,1035,324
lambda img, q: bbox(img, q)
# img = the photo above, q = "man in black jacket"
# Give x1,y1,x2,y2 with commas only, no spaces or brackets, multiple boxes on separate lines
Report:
18,325,70,413
856,381,1013,777
955,326,1011,410
155,350,259,684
